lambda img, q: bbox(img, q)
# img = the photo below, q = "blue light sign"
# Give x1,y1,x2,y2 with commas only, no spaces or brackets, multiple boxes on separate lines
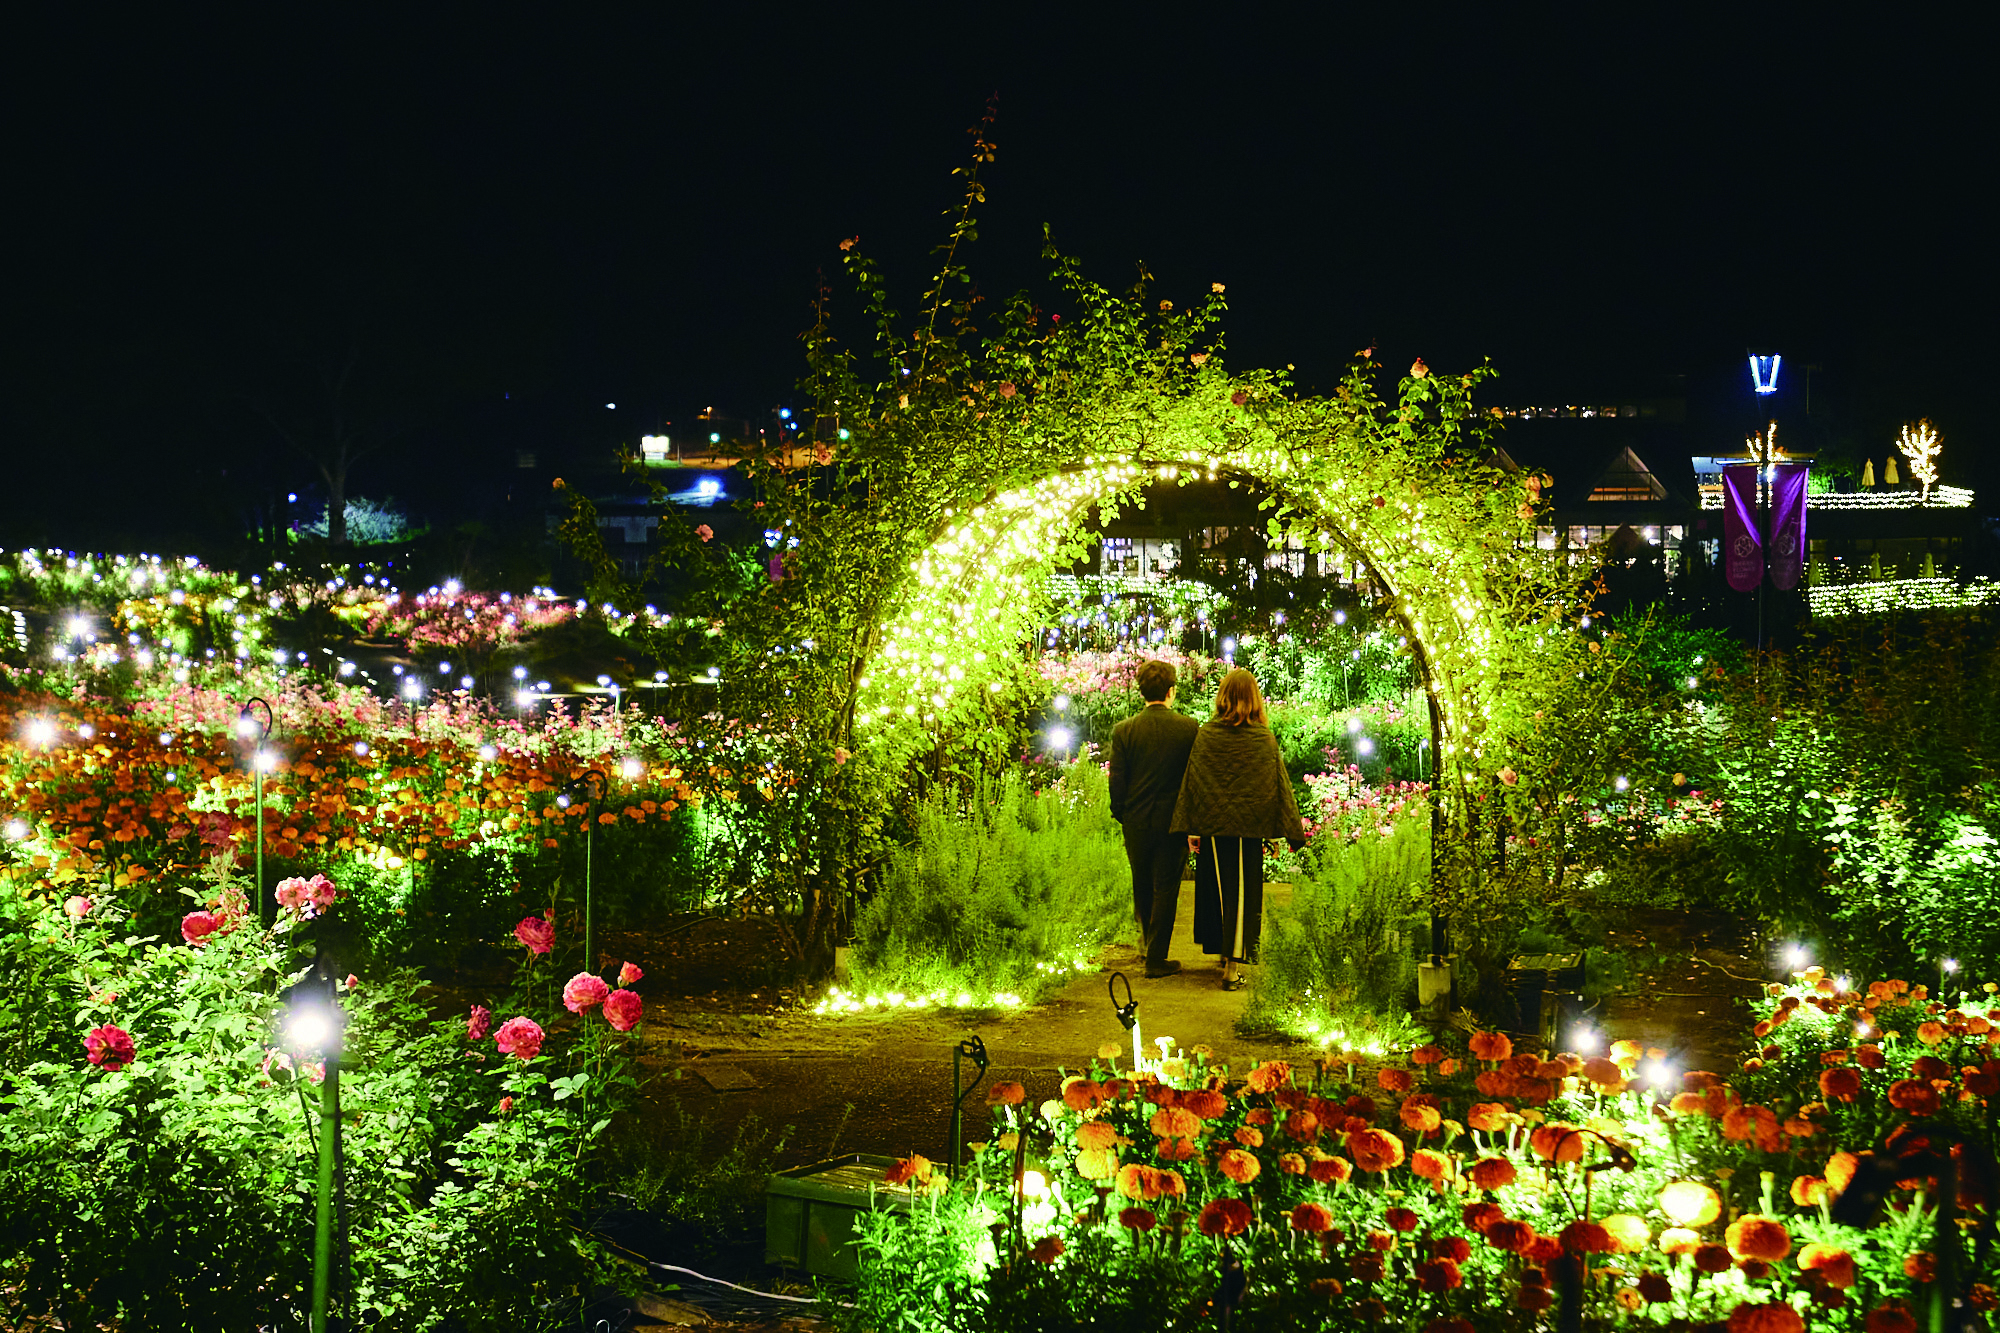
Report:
1749,354,1782,396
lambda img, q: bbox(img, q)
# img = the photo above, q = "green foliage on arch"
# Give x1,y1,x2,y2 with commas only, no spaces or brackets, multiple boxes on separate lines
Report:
559,118,1605,966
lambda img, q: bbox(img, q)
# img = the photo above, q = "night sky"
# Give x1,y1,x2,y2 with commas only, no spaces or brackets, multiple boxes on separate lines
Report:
7,10,1992,553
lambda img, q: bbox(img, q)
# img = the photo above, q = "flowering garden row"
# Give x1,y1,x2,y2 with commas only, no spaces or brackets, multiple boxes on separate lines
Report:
849,965,2000,1331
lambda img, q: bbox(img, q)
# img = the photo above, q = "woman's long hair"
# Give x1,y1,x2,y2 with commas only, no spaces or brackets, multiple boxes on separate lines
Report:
1211,667,1267,727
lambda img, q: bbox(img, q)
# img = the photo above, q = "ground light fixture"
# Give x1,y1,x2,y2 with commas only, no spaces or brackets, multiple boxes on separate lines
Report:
25,717,56,747
1108,971,1142,1072
559,770,609,975
237,698,274,925
949,1036,989,1177
281,961,346,1333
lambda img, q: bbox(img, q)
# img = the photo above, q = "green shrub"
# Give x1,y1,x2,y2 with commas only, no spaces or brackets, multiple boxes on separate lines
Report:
849,757,1130,1003
1244,816,1430,1045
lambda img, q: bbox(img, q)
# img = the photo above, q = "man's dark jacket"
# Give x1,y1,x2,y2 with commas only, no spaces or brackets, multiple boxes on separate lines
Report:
1108,705,1200,833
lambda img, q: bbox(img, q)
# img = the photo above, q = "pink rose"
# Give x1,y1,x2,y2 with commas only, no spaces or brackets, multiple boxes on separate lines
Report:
64,896,92,920
343,974,358,991
833,747,850,766
617,961,643,986
514,916,554,955
181,910,221,947
85,1024,136,1071
695,524,714,543
494,1016,544,1061
274,873,338,919
499,1095,515,1115
563,972,611,1013
1410,357,1429,378
998,381,1017,398
467,1005,492,1041
1499,767,1519,786
604,989,644,1032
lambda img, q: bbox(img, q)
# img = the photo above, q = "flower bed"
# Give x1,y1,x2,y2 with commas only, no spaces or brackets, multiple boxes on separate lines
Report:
844,966,1998,1331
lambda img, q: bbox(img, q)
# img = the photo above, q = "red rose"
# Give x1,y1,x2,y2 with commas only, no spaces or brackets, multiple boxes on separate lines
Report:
617,961,644,986
85,1024,135,1071
494,1016,544,1061
180,910,221,946
603,989,643,1031
562,972,611,1013
466,1005,492,1041
514,915,554,955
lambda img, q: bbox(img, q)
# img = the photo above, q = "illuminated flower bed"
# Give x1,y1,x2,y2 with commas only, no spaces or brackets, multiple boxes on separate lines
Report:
847,967,1998,1331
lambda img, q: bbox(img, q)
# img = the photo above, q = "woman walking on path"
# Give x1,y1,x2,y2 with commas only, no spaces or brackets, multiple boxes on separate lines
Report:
1170,668,1305,991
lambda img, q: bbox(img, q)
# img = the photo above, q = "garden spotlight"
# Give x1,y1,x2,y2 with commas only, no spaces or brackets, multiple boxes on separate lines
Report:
619,756,643,780
238,698,274,925
1570,1027,1599,1054
1786,944,1809,969
478,744,497,762
1644,1058,1677,1088
4,818,27,841
281,963,346,1333
1943,958,1961,973
26,718,56,746
353,742,369,758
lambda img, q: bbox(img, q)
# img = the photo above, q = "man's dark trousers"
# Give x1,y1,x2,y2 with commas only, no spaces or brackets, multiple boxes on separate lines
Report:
1107,703,1199,967
1123,824,1186,965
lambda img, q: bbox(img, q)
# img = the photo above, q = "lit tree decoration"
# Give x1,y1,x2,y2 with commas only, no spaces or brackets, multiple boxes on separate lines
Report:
1746,420,1782,467
1896,419,1942,502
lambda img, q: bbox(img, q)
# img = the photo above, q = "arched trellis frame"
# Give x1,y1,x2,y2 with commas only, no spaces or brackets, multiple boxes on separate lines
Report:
853,395,1590,969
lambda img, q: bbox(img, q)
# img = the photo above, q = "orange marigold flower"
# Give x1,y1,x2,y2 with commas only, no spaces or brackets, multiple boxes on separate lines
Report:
987,1081,1026,1106
1529,1123,1586,1164
1725,1215,1791,1263
883,1154,933,1187
1149,1106,1202,1139
1517,1284,1555,1312
1233,1125,1264,1149
1414,1258,1463,1292
1660,1228,1702,1256
1462,1201,1504,1232
1075,1146,1119,1179
1277,1151,1307,1175
1917,1021,1947,1047
1562,1221,1615,1254
1347,1128,1405,1173
1410,1044,1445,1065
1610,1039,1644,1068
1799,1243,1857,1289
1485,1220,1534,1253
1378,1067,1413,1093
1790,1175,1827,1207
1385,1207,1421,1233
1865,1307,1918,1333
1887,1079,1941,1116
1638,1273,1674,1303
1216,1147,1260,1184
1197,1197,1253,1237
1694,1243,1734,1273
1309,1154,1353,1184
1600,1214,1651,1254
1411,1148,1450,1183
1726,1302,1804,1333
1119,1205,1157,1231
1027,1235,1064,1265
1904,1251,1937,1282
1966,1062,2000,1097
1669,1091,1709,1116
1245,1060,1292,1094
1466,1101,1509,1132
1290,1201,1334,1232
1283,1109,1321,1141
1581,1056,1626,1090
1819,1067,1863,1102
1469,1031,1513,1061
1856,1044,1887,1069
1181,1088,1228,1119
1658,1179,1722,1228
1156,1135,1200,1161
1469,1156,1517,1190
1401,1101,1442,1134
1063,1077,1111,1111
1076,1121,1119,1152
1826,1151,1860,1196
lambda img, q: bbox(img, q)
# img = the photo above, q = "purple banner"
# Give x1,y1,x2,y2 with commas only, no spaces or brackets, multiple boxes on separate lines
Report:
1768,464,1809,591
1722,465,1765,593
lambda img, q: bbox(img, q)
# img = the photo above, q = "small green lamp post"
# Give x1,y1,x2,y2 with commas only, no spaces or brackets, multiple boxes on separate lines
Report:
236,698,274,926
557,770,608,975
282,960,345,1333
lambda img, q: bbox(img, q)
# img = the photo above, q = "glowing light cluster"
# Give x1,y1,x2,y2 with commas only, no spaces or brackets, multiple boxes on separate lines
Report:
810,985,1025,1017
1896,419,1943,503
1806,576,2000,618
1699,484,1974,510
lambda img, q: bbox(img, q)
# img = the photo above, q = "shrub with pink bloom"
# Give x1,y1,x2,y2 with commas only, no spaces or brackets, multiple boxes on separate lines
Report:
180,910,221,946
617,961,644,986
603,988,644,1031
563,972,611,1013
494,1016,544,1060
84,1024,136,1071
274,873,338,919
63,896,92,920
514,915,555,955
467,1005,492,1041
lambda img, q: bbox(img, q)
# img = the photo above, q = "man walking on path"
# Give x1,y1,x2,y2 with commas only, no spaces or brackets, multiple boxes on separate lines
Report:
1107,659,1199,978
